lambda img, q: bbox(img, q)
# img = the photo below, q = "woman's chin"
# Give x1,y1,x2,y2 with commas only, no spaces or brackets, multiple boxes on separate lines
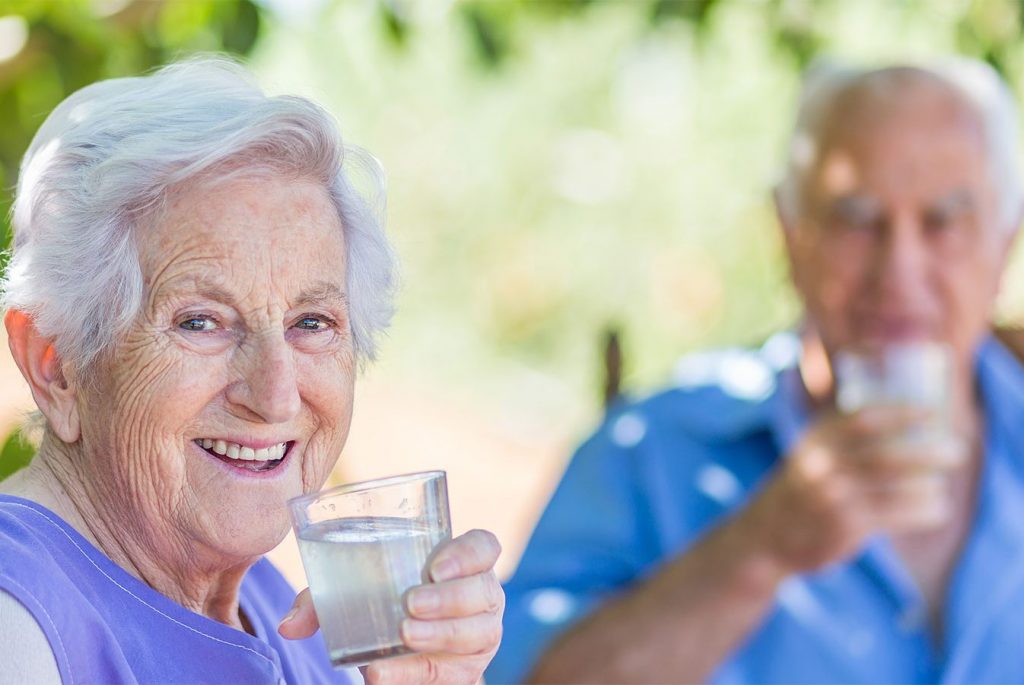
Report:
206,513,293,562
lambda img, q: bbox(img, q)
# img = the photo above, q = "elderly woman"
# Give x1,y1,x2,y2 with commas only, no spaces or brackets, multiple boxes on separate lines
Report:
0,58,503,684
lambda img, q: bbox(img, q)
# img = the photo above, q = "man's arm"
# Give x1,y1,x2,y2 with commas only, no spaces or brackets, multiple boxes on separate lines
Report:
528,513,783,683
524,407,965,684
0,589,61,685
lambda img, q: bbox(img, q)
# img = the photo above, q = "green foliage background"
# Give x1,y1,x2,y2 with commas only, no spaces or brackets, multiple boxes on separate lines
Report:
3,0,1024,479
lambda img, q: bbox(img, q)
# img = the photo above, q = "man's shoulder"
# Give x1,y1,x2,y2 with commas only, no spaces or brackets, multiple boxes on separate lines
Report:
605,335,797,448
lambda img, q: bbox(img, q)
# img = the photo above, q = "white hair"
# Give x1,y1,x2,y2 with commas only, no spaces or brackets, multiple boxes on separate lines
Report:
777,57,1024,233
1,57,396,375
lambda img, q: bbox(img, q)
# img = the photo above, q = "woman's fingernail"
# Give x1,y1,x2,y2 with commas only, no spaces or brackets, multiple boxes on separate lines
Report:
431,558,459,582
409,588,440,615
403,619,435,642
279,606,299,627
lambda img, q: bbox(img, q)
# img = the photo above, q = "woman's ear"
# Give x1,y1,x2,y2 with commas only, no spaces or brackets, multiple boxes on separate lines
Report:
5,310,80,443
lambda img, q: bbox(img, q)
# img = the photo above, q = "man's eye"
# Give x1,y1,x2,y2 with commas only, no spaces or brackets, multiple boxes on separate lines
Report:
295,316,331,331
924,207,966,235
835,209,880,230
925,212,951,232
825,196,885,234
179,316,216,332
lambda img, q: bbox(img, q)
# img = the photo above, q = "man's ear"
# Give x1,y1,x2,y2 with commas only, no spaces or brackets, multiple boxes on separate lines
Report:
5,310,80,443
773,187,808,292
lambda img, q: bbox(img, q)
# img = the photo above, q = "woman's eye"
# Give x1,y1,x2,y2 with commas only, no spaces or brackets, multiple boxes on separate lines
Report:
295,316,331,331
178,316,217,332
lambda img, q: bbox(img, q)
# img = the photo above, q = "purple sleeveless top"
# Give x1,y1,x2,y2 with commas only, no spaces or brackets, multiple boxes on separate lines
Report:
0,495,354,684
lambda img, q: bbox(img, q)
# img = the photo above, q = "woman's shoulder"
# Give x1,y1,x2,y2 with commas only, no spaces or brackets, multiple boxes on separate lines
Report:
0,495,73,574
0,589,60,684
0,498,82,684
0,497,307,683
0,495,90,582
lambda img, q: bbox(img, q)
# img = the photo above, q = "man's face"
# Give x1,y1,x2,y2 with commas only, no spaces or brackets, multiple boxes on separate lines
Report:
784,82,1016,365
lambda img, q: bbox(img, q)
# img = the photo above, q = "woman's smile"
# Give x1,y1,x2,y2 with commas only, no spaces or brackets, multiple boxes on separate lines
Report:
192,437,294,474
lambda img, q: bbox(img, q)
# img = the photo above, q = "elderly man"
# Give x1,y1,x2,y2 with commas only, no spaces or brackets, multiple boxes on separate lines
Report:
488,59,1024,684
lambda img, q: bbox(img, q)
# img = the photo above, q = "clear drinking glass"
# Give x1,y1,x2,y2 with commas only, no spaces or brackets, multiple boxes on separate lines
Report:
288,471,451,668
834,341,952,440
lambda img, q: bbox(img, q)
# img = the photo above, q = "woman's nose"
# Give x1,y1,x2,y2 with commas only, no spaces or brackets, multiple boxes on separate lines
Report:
226,333,301,424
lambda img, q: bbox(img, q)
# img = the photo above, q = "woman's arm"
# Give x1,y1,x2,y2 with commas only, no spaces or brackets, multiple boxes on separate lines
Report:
0,590,61,685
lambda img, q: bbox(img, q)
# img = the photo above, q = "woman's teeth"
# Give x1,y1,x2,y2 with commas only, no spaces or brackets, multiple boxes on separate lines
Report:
196,438,287,462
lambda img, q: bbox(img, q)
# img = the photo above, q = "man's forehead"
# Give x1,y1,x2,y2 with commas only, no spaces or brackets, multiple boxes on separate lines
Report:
822,71,984,147
803,93,993,209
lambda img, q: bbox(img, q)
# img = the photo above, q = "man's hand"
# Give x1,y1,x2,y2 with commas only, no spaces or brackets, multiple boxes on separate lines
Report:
280,529,504,685
733,406,967,574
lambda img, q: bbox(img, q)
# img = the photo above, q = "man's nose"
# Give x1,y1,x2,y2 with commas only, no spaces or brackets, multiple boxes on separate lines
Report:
872,214,930,294
227,332,301,424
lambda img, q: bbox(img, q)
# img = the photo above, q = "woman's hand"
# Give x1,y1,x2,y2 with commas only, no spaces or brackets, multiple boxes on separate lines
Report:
279,529,504,685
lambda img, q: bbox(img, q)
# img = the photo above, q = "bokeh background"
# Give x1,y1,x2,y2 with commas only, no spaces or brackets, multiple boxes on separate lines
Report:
3,0,1024,582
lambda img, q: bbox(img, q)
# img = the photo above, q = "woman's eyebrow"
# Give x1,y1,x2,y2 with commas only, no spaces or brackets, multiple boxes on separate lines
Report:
295,281,348,308
149,277,236,309
195,284,237,304
153,278,346,311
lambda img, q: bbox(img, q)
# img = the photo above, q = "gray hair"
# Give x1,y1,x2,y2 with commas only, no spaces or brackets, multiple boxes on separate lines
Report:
1,57,396,375
777,57,1024,233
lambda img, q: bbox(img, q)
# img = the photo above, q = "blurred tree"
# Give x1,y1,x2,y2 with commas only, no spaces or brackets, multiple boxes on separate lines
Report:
373,0,1020,75
0,0,261,479
0,429,32,478
0,0,261,248
2,0,1023,479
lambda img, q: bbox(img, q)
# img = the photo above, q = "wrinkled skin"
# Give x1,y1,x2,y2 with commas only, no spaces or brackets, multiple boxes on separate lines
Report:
75,177,354,582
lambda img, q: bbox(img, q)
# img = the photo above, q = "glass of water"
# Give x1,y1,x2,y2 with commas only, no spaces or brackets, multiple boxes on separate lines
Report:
834,341,953,440
288,471,451,668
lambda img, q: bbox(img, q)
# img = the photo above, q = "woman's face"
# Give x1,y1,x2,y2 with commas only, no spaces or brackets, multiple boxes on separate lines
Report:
77,176,355,563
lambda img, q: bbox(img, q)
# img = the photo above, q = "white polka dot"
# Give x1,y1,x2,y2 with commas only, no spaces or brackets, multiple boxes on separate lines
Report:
847,628,874,657
673,352,720,388
528,589,576,624
719,355,775,401
611,413,647,448
673,349,777,399
776,578,826,624
695,464,741,504
760,332,801,369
